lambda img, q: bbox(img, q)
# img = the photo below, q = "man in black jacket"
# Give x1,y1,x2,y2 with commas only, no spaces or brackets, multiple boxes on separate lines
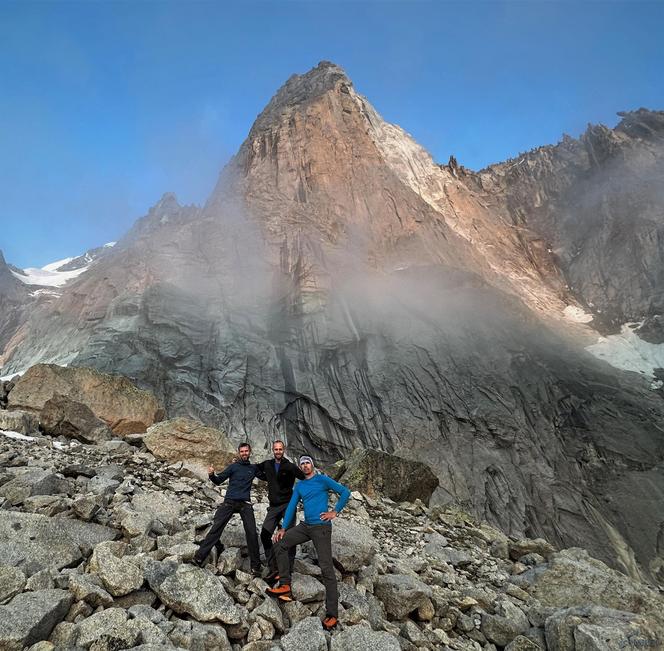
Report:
255,440,304,583
193,442,262,575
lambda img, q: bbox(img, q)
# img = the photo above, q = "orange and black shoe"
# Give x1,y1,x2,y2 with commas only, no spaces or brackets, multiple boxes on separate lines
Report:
322,615,338,631
264,571,280,587
265,583,292,602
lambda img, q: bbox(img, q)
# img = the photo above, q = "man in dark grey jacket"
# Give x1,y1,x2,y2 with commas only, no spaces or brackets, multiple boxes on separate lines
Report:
193,442,262,575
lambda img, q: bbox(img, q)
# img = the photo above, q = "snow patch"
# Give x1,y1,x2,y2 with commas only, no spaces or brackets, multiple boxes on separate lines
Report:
0,369,25,382
564,305,594,323
0,430,36,442
11,263,90,287
42,256,74,272
586,322,664,381
103,241,116,248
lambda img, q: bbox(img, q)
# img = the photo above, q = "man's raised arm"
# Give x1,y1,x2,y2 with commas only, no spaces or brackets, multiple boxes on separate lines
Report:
208,463,233,485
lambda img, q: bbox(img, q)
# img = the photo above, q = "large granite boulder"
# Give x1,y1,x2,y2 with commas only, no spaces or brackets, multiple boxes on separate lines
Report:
144,560,242,624
0,511,118,575
331,518,378,571
7,363,164,434
331,448,439,505
39,394,113,443
0,409,39,435
518,548,664,635
545,605,661,651
0,589,72,650
75,607,141,649
143,417,236,467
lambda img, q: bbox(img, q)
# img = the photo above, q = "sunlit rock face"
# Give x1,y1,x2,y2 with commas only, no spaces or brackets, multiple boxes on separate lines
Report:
1,62,664,585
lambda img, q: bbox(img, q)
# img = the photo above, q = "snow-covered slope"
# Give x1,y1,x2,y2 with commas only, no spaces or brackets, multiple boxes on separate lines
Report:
10,242,115,288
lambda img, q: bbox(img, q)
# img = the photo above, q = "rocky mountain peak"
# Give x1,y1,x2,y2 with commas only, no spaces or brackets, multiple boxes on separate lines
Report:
249,60,351,136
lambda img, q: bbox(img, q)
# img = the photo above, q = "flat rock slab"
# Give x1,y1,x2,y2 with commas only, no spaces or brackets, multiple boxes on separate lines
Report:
280,616,327,651
0,511,118,575
0,588,72,651
144,560,241,624
331,625,401,651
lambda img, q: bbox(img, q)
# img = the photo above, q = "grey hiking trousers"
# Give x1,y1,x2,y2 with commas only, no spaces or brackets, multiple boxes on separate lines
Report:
273,521,338,617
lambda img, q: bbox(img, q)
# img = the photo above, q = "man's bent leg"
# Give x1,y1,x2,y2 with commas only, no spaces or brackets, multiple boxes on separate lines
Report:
310,524,338,618
273,523,310,585
261,504,286,572
195,502,235,563
239,502,262,570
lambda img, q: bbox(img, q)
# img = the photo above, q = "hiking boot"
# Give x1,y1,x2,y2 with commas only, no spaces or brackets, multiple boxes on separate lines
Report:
322,615,338,631
265,583,292,602
264,571,280,587
251,565,263,578
190,556,206,568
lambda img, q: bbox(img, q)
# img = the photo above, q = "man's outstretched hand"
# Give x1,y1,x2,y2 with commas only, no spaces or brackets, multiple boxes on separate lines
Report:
320,511,337,521
272,528,286,543
208,465,215,475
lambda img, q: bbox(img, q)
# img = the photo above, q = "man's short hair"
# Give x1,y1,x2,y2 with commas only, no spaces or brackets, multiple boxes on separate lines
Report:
272,440,285,448
238,442,251,451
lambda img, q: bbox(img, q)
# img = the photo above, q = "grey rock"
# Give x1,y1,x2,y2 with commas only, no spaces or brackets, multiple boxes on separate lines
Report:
331,448,439,505
87,475,120,496
331,519,378,572
68,572,114,607
0,511,117,575
75,607,141,649
0,409,39,435
526,548,664,634
374,574,432,620
87,540,144,597
280,616,327,651
253,596,285,632
504,635,543,651
144,560,241,624
544,605,660,651
0,588,72,651
167,616,232,650
0,469,69,506
331,624,401,651
291,571,325,603
481,600,530,646
0,564,26,603
72,494,103,521
39,394,113,444
23,494,71,516
25,569,56,591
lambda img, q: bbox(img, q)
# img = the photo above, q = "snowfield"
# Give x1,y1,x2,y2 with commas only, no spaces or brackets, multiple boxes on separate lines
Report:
586,322,664,385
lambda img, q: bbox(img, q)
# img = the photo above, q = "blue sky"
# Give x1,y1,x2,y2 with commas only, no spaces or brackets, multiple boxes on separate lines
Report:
1,1,663,268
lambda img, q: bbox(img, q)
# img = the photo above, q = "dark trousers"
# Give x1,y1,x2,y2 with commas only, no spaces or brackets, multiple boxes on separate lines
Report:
195,499,261,569
261,503,296,573
273,522,338,618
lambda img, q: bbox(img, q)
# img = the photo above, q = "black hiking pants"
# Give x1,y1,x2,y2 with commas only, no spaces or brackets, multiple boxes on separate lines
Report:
261,502,296,573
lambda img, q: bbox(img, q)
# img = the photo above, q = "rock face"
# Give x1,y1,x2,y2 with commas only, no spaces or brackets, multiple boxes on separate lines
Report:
1,64,664,585
143,417,236,468
7,364,164,434
331,448,439,505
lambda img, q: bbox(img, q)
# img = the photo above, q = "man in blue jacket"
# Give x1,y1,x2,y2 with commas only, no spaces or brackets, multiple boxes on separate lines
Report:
266,454,350,631
193,442,262,575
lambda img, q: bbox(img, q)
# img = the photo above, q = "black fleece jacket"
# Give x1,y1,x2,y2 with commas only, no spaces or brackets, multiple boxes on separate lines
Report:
255,457,305,506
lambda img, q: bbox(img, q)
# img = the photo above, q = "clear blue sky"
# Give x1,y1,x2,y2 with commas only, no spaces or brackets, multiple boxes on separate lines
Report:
1,1,663,268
